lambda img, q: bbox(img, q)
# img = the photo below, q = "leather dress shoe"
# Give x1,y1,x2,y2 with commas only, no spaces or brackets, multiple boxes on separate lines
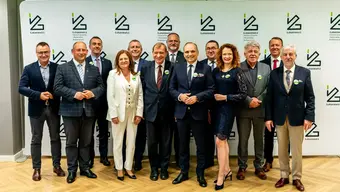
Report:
236,168,246,180
263,162,272,172
100,157,111,166
172,173,189,184
150,169,159,181
80,169,97,178
160,170,169,180
134,163,142,171
255,168,267,180
275,178,289,188
197,175,207,187
125,172,137,179
67,172,76,183
293,179,305,191
53,166,66,176
32,169,41,181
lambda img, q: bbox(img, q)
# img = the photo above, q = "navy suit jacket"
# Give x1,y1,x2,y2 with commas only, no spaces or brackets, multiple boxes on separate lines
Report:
169,61,214,120
265,65,315,126
260,56,283,70
137,58,147,72
54,60,104,117
166,51,186,66
141,60,174,122
19,61,60,117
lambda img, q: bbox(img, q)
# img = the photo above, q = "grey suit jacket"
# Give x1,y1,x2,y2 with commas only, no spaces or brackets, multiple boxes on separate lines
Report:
237,61,270,117
54,60,104,117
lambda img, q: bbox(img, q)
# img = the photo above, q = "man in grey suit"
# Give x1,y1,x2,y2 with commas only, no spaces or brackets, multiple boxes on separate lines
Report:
236,40,270,181
54,41,104,183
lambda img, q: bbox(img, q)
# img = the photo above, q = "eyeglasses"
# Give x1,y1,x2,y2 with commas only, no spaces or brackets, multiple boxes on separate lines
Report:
37,51,50,55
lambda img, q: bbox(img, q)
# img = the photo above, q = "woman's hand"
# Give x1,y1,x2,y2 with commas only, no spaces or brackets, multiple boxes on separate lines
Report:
134,116,142,125
111,117,119,124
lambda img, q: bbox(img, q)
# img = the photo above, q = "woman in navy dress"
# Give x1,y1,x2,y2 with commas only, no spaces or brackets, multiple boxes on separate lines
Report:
213,43,247,190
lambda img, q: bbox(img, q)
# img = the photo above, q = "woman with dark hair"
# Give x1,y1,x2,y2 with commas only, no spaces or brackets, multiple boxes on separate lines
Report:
212,44,247,190
106,50,143,181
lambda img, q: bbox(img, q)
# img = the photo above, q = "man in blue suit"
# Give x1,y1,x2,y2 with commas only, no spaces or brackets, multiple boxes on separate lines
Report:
140,42,174,181
54,41,104,183
19,42,65,181
86,36,112,168
265,45,315,191
170,42,214,187
127,39,147,171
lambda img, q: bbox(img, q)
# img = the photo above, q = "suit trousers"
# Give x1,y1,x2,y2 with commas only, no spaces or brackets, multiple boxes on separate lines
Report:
276,117,304,180
264,125,276,164
236,116,264,169
63,112,94,173
112,107,138,170
204,121,215,168
134,119,146,167
177,112,206,176
146,115,171,171
30,106,61,169
90,108,109,160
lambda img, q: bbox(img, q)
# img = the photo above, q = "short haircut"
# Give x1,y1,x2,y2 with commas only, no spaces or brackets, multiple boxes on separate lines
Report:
244,40,260,50
72,41,86,49
167,32,180,41
216,43,240,69
152,42,167,52
89,36,102,45
128,39,142,49
281,44,297,56
183,42,198,52
269,37,283,46
36,42,49,47
205,40,219,49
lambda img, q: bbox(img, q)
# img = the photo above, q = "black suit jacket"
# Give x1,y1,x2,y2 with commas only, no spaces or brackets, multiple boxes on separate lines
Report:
140,60,174,122
265,65,315,126
54,60,104,117
166,51,186,66
260,56,283,69
169,61,214,120
18,61,60,117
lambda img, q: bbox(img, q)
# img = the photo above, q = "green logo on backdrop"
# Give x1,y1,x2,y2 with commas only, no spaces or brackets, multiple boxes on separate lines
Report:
72,13,87,30
158,13,172,31
243,13,258,31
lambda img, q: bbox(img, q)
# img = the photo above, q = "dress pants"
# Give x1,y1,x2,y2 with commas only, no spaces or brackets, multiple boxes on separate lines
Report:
89,108,109,160
146,115,171,171
134,119,146,167
63,111,95,173
204,120,215,168
112,107,138,170
276,117,304,180
264,125,276,164
177,112,206,176
236,116,264,169
30,106,61,169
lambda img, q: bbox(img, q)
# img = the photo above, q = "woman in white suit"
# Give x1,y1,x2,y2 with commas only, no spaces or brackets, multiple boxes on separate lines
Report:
107,50,143,180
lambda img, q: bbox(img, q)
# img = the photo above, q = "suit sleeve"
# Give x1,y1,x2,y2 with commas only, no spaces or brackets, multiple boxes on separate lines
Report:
195,67,214,102
90,69,104,99
257,66,271,102
106,71,117,119
136,75,144,117
18,66,41,100
169,66,181,101
53,66,77,101
304,70,315,122
265,71,274,121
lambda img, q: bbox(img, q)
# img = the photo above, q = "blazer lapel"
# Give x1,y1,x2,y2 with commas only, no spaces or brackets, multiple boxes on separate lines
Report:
289,65,300,94
160,61,171,91
181,63,190,88
241,62,255,87
33,62,46,89
70,61,83,85
277,67,287,94
150,62,158,91
47,63,56,89
191,62,202,87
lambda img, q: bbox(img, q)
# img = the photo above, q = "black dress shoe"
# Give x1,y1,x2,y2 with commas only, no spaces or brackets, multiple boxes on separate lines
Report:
134,163,142,171
150,169,159,181
160,170,169,180
80,169,97,178
125,172,137,179
100,157,111,166
172,173,189,184
67,172,76,183
197,175,207,187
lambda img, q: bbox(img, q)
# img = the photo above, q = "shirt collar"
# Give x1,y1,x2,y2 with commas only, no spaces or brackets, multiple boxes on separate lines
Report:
187,60,198,68
169,51,178,56
246,60,257,69
155,60,165,68
91,54,101,62
271,55,281,61
134,59,140,65
38,61,50,68
284,64,295,73
73,58,85,66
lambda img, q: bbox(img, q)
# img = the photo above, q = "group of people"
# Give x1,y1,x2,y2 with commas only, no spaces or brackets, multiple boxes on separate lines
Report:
19,32,315,191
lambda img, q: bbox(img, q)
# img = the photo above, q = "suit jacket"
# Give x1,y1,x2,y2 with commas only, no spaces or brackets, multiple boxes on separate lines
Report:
86,56,113,111
237,60,271,117
137,58,147,72
106,69,143,122
265,65,315,126
169,61,214,120
53,60,104,117
18,61,60,117
260,56,283,70
166,51,186,66
140,60,174,122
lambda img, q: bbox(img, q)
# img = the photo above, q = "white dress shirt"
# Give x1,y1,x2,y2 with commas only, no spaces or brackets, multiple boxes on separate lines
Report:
283,64,295,90
271,56,281,70
155,61,165,83
187,60,198,80
134,59,140,72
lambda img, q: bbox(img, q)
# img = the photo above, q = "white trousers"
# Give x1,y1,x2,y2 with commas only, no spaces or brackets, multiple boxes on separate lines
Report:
112,107,138,170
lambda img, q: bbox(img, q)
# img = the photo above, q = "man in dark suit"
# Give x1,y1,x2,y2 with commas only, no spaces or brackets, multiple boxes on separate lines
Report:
169,42,214,187
265,45,315,191
54,41,104,183
236,40,270,181
165,32,185,167
260,37,284,172
140,42,173,181
19,42,65,181
127,39,147,171
200,40,219,168
86,36,112,168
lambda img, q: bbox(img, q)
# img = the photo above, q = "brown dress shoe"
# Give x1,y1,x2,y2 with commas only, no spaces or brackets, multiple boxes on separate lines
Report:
236,168,246,180
53,166,66,176
293,179,305,191
263,162,272,172
32,169,41,181
275,178,289,188
255,168,267,180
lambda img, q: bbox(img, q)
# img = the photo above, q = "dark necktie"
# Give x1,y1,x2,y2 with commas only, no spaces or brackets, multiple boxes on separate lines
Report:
157,65,162,89
273,59,278,69
211,61,215,71
188,64,193,87
170,54,175,64
96,58,101,74
286,70,291,87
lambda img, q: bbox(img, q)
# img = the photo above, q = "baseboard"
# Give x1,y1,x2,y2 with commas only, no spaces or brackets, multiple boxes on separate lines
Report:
0,149,25,162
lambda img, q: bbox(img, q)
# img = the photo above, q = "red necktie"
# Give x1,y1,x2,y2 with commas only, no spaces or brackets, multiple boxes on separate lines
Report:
157,65,162,89
273,59,278,69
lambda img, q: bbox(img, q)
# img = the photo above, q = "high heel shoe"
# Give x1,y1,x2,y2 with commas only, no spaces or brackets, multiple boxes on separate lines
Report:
125,171,137,179
215,182,224,190
117,170,124,181
214,170,232,183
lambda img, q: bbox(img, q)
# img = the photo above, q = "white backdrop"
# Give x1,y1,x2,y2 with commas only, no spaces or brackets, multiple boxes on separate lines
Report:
20,0,340,156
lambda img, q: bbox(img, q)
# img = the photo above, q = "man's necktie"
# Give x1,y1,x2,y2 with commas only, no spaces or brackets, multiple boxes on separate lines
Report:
211,61,215,71
286,70,291,87
77,64,84,84
188,64,193,87
170,54,175,64
273,59,278,69
157,65,162,89
96,58,101,74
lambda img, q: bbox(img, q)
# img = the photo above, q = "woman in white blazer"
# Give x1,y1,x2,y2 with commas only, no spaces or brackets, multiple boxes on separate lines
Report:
107,50,143,180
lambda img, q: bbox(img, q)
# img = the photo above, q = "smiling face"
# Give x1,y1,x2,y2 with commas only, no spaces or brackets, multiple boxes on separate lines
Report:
153,45,167,65
89,38,102,57
167,34,180,53
269,38,283,58
205,42,218,61
36,45,50,65
72,42,88,63
281,46,297,69
222,47,233,65
184,43,198,64
128,41,142,60
118,53,130,71
244,46,260,66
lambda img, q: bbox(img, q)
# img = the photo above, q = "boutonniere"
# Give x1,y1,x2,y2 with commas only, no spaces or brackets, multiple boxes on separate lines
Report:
89,61,94,65
293,79,303,85
193,72,198,77
257,75,262,80
164,70,169,75
137,71,141,76
132,76,137,81
198,73,204,77
222,74,230,79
